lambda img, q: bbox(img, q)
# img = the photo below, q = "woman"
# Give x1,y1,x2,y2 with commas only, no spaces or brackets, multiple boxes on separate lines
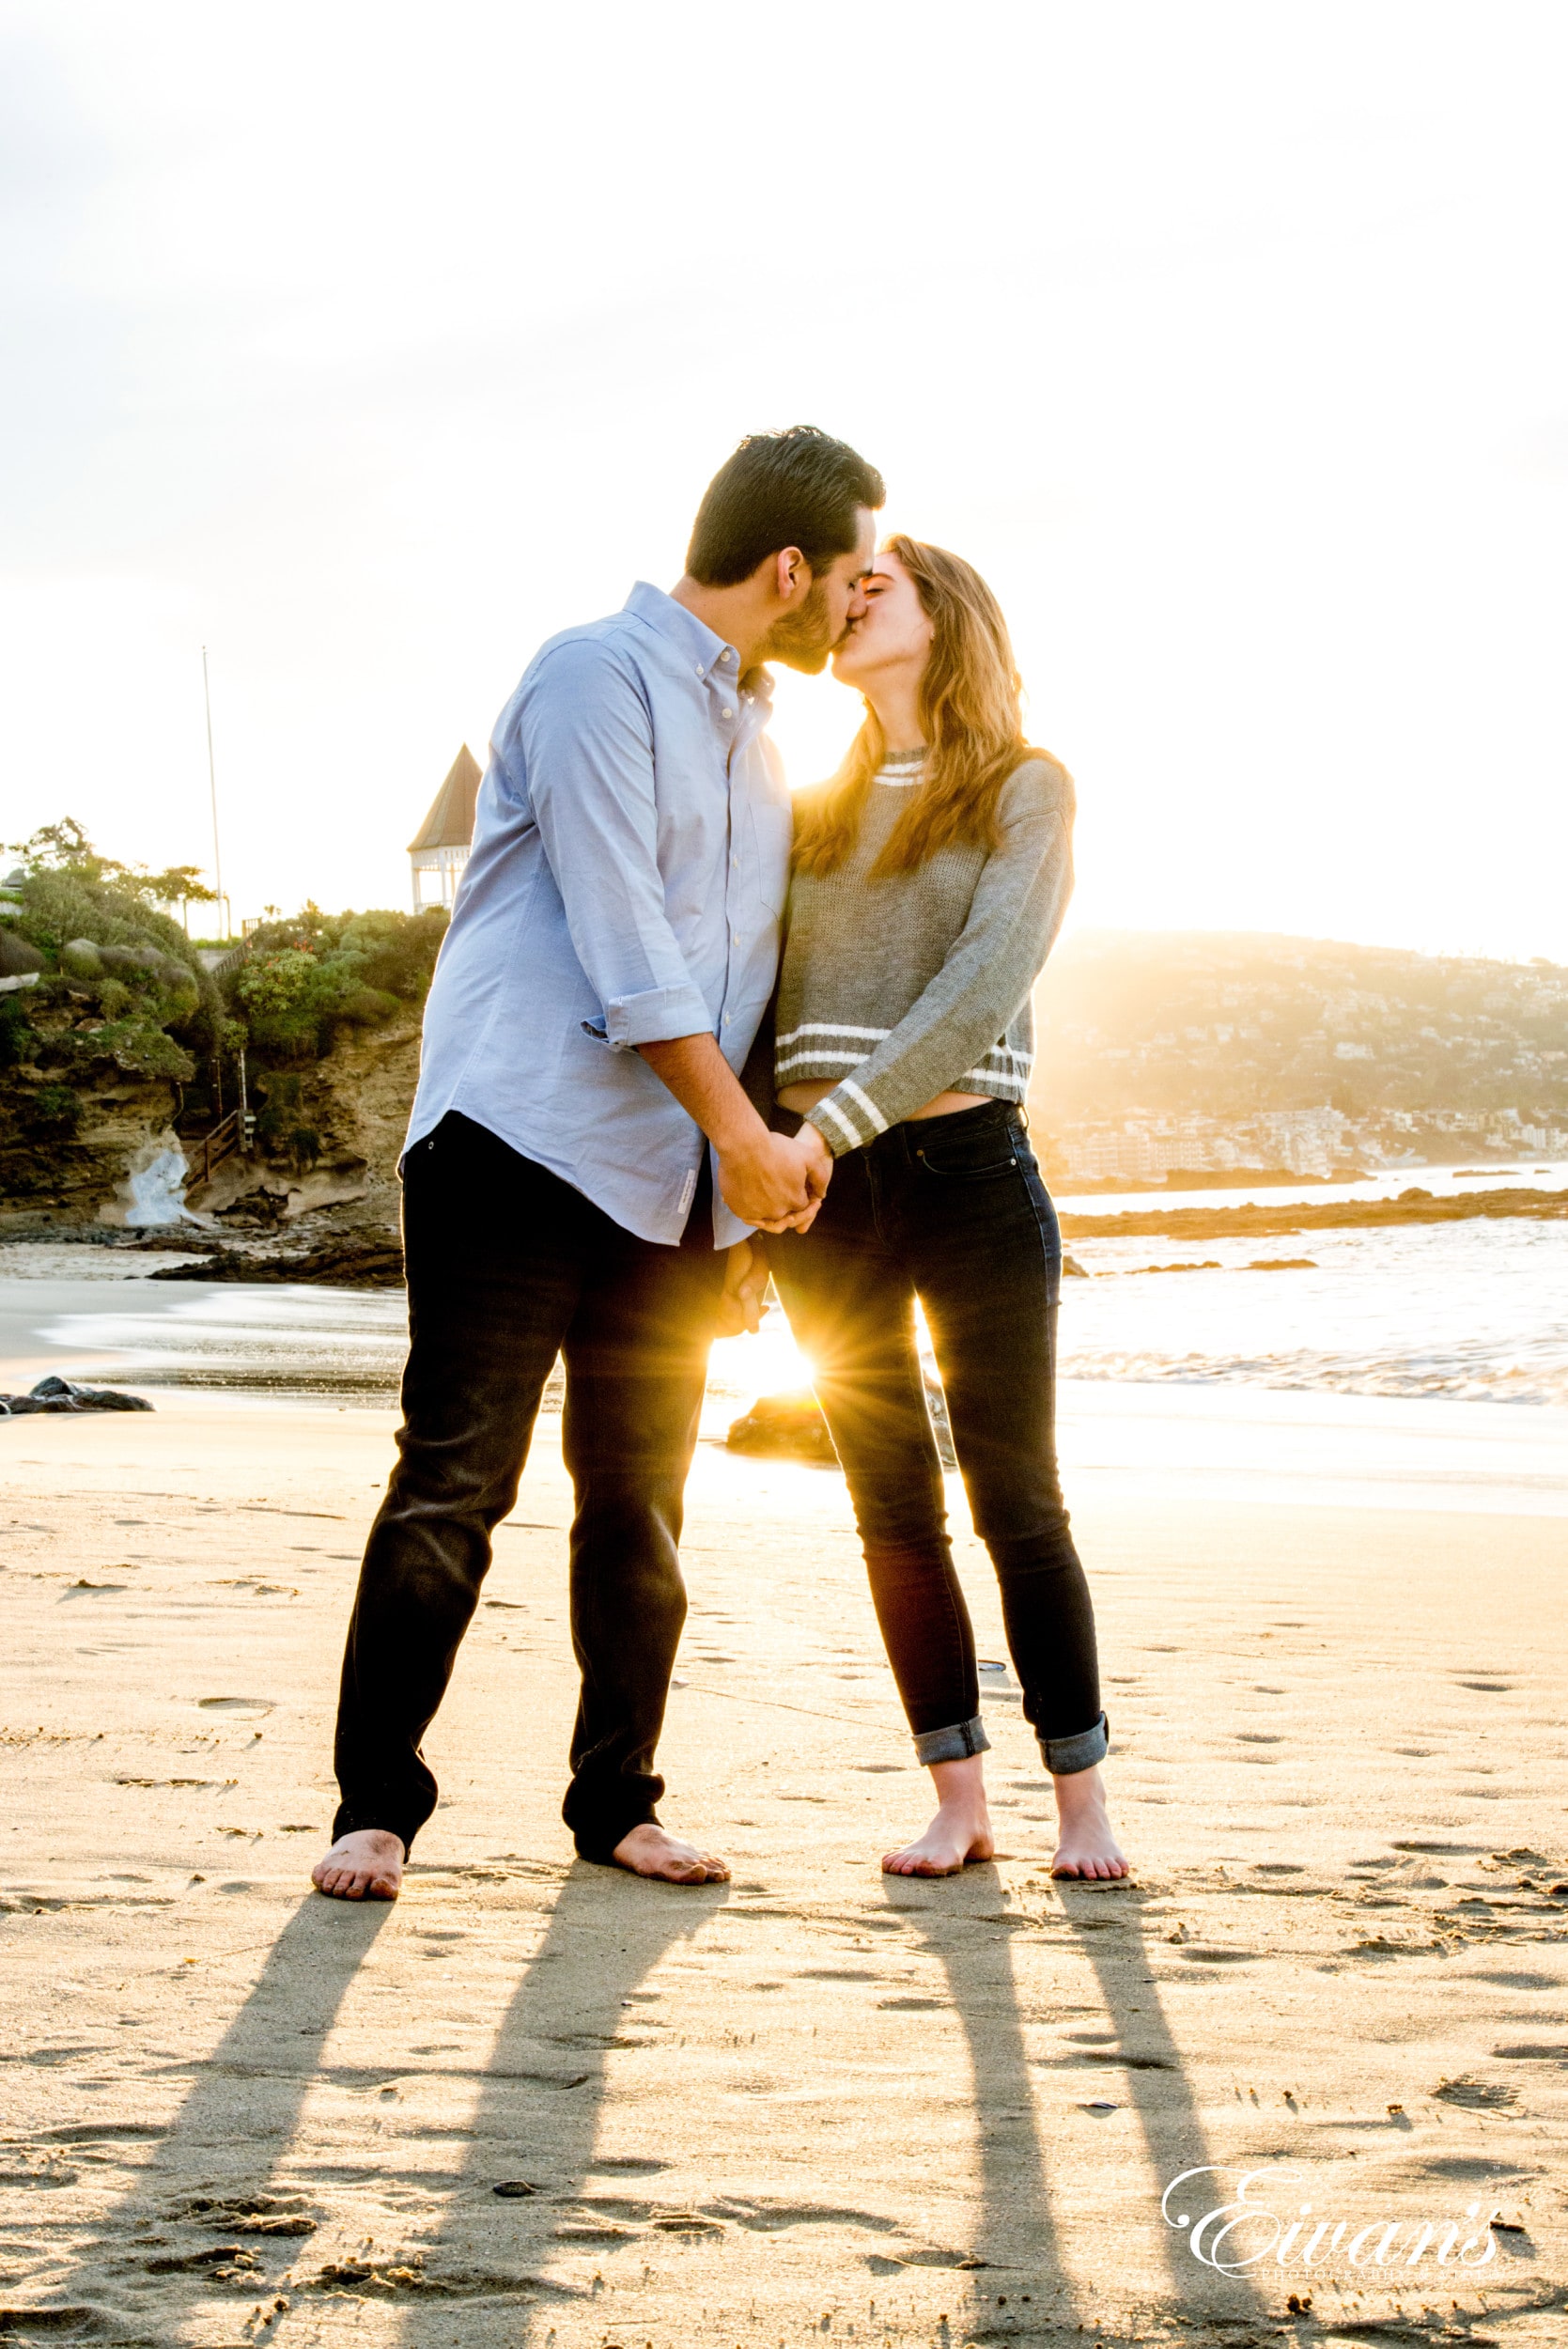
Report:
766,536,1126,1881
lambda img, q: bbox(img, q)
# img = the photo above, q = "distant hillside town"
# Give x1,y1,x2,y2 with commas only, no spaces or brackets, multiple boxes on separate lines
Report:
1029,931,1568,1181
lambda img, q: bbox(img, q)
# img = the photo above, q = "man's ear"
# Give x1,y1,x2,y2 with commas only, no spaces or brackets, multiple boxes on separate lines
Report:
772,546,810,605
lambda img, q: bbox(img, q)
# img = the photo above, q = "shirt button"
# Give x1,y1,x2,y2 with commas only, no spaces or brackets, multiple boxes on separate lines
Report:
695,663,705,677
722,706,735,719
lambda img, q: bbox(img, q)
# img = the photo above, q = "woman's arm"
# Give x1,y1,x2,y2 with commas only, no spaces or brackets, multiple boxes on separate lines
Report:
804,759,1074,1156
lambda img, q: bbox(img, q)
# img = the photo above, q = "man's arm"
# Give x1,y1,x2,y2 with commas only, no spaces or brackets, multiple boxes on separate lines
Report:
523,640,713,1048
638,1034,831,1232
520,641,831,1229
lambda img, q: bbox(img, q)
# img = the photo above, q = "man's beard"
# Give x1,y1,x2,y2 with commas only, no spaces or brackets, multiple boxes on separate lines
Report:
758,578,842,674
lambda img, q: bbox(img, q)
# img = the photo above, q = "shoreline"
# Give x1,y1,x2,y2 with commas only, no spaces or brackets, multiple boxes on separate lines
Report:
2,1168,1566,1295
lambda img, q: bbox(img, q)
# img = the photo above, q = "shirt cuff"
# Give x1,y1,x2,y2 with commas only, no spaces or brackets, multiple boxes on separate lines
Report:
602,981,713,1050
805,1078,890,1157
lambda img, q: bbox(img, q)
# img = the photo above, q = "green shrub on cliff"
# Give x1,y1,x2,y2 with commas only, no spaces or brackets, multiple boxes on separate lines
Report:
226,905,444,1060
26,1083,84,1140
0,996,34,1068
2,821,221,1081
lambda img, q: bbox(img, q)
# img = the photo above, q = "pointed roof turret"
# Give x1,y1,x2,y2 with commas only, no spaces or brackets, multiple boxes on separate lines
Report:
408,744,482,853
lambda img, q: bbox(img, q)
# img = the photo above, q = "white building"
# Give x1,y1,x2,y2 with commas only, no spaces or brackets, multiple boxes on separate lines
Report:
408,745,482,911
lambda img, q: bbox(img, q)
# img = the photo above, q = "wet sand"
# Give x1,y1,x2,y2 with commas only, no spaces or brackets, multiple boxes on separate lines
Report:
2,1397,1565,2345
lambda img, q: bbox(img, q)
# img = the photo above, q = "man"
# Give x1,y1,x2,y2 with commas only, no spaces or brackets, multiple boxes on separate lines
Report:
313,426,884,1898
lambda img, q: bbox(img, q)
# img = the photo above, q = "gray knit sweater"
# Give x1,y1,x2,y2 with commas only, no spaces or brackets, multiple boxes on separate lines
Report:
775,751,1075,1156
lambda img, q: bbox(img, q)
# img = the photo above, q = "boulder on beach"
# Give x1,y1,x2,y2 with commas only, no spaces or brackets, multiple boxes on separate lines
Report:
0,1374,153,1418
726,1390,839,1466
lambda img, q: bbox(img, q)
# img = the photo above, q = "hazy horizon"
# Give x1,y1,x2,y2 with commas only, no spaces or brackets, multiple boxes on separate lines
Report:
4,4,1566,961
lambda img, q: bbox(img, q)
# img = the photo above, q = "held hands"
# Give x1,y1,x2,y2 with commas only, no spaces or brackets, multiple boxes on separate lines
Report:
716,1120,833,1235
715,1239,771,1336
633,1036,833,1237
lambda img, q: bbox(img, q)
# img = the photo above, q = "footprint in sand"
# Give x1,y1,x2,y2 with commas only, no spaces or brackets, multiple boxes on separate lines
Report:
1434,2076,1520,2109
1412,2155,1538,2182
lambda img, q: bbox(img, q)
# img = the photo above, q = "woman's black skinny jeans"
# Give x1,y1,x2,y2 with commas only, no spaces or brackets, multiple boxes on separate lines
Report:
768,1100,1107,1775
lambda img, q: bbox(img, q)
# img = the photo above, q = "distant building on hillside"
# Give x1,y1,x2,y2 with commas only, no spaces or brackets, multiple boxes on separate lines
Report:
408,745,482,910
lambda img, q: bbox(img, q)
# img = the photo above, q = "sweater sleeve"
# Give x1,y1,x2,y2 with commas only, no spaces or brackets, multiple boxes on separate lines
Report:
805,760,1074,1156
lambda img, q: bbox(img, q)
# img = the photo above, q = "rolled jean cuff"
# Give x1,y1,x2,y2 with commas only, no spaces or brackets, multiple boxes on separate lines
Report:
1040,1710,1109,1776
913,1715,991,1766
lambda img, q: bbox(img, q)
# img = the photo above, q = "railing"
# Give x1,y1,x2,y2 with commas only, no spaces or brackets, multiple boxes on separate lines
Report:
185,1109,243,1190
195,938,254,979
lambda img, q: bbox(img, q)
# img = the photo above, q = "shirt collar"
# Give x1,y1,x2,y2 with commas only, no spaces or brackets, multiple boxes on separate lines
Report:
625,580,731,673
624,581,769,707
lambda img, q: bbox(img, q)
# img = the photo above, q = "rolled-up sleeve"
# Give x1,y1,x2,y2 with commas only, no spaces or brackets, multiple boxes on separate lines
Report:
520,637,713,1049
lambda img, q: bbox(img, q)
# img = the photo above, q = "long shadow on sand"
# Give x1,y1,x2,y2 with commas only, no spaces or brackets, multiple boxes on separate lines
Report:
884,1864,1081,2326
23,1892,391,2329
1056,1886,1272,2331
386,1859,728,2338
889,1874,1274,2338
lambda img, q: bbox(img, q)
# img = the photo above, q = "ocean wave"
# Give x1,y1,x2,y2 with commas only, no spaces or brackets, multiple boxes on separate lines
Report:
1058,1346,1568,1408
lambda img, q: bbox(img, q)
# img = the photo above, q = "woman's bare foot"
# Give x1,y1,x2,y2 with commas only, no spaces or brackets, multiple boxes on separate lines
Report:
311,1828,404,1901
610,1824,729,1884
1050,1764,1128,1880
882,1753,995,1877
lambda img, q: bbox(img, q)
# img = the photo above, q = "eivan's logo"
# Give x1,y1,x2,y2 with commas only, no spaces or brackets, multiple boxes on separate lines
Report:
1162,2167,1500,2275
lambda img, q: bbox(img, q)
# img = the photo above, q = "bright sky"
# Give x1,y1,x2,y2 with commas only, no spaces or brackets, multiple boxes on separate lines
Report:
3,3,1565,958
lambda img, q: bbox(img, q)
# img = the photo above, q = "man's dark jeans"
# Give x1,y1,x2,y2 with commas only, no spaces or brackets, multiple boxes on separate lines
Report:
331,1112,724,1862
768,1100,1106,1776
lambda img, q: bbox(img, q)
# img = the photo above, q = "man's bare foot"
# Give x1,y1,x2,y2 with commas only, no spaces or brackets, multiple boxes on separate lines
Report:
882,1752,994,1877
1050,1764,1128,1880
609,1823,729,1885
312,1828,404,1901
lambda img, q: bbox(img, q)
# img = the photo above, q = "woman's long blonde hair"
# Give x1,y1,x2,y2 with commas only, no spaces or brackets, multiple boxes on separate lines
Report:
792,534,1056,878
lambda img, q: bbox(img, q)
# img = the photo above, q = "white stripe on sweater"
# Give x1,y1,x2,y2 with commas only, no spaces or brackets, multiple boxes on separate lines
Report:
839,1079,891,1137
809,1093,862,1152
775,1020,891,1048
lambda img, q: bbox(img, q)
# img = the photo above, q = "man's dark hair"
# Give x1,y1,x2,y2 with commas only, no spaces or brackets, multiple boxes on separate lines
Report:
685,426,885,587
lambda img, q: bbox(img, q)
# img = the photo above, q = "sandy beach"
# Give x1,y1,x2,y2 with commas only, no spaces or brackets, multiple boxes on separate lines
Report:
2,1382,1565,2348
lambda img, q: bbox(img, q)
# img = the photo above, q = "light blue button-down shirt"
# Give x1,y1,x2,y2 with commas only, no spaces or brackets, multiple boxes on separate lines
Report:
406,583,791,1248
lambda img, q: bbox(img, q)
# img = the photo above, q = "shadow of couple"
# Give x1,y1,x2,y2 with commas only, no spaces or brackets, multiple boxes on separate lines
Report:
35,1861,1265,2341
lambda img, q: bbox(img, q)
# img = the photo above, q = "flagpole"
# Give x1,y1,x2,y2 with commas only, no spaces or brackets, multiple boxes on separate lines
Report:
201,646,228,939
